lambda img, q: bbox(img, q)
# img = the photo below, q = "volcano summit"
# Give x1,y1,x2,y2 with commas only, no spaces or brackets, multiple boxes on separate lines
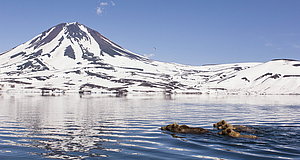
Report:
0,22,300,95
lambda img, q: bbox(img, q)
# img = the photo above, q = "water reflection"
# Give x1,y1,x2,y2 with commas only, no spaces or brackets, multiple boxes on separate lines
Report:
0,94,300,159
0,95,173,159
1,97,112,159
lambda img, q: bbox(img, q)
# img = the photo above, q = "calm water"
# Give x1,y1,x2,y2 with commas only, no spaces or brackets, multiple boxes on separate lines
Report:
0,94,300,160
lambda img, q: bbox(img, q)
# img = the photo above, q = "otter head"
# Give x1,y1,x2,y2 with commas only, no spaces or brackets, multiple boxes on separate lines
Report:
218,123,234,130
213,120,227,128
161,123,179,131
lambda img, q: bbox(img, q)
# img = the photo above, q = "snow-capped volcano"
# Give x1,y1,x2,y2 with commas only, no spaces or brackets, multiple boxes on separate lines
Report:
0,22,299,95
0,22,146,71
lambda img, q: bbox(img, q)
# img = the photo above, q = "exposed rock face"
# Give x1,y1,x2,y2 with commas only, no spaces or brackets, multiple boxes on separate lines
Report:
64,45,75,59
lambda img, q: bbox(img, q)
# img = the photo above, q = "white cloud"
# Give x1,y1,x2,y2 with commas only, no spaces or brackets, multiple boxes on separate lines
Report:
96,1,116,15
111,1,116,6
100,2,109,6
96,7,104,15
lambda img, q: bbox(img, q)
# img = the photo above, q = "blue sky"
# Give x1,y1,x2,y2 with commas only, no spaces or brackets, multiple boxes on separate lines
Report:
0,0,300,65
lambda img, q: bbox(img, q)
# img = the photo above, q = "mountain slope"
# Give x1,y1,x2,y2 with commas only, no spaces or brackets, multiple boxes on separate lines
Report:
211,59,300,94
0,22,146,71
0,22,299,95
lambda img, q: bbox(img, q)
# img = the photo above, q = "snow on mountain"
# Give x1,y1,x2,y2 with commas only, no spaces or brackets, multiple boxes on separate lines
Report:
211,59,300,95
0,22,299,95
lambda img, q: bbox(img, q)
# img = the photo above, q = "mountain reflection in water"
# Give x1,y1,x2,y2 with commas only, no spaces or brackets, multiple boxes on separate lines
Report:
0,94,300,159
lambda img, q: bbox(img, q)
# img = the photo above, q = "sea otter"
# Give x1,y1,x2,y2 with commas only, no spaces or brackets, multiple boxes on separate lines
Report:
213,120,257,133
161,123,209,134
218,128,258,139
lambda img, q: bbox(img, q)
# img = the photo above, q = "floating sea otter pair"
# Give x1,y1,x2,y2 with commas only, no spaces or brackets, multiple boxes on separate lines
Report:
213,120,257,139
161,120,258,139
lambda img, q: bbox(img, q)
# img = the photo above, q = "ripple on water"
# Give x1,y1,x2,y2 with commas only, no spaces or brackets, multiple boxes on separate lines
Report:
0,96,300,159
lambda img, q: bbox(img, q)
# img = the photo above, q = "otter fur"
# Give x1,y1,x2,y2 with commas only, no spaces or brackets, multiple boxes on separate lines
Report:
161,123,209,134
218,128,257,139
213,120,256,133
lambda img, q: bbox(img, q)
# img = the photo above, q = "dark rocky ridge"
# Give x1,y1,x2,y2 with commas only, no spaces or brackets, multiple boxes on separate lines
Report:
28,23,65,50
